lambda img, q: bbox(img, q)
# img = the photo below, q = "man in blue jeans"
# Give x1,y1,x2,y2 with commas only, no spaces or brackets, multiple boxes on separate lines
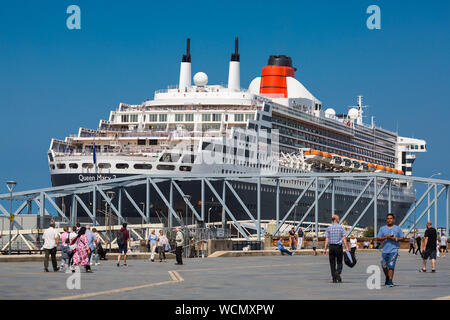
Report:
277,238,294,256
377,213,404,287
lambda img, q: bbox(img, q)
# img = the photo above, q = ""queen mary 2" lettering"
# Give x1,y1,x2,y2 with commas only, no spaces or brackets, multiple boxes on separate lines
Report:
78,175,117,183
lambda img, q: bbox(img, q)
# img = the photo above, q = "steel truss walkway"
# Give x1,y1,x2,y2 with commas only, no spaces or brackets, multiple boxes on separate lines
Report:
1,173,449,245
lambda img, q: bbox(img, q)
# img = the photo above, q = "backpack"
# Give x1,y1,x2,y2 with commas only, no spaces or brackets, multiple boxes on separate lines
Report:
117,230,125,246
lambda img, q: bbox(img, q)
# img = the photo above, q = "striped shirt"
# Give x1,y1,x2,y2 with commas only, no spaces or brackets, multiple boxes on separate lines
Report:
325,223,346,245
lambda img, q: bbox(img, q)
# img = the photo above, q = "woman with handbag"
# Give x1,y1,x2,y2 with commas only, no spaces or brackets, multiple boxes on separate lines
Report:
71,227,92,273
157,229,169,262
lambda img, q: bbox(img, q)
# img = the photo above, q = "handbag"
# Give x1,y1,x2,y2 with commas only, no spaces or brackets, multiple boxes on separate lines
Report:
165,243,171,252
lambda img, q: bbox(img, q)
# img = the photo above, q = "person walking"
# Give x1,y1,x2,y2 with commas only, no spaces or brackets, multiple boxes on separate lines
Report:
420,221,438,272
277,237,294,256
59,226,69,269
157,229,169,262
323,215,349,283
117,223,130,267
90,228,100,265
42,221,59,272
312,235,318,256
409,236,415,254
85,225,96,266
440,233,447,257
349,234,358,255
72,227,92,273
68,226,78,268
415,235,422,255
175,227,184,265
288,227,296,250
61,238,72,273
147,229,158,262
377,213,404,287
297,228,304,250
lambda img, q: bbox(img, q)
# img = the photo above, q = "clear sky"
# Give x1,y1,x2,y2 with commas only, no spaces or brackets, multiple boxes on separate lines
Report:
0,0,449,228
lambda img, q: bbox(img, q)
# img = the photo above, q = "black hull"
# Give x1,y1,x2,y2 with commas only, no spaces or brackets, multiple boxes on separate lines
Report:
51,173,413,229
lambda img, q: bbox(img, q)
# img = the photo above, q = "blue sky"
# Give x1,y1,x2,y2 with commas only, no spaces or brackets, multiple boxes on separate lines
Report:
0,1,449,228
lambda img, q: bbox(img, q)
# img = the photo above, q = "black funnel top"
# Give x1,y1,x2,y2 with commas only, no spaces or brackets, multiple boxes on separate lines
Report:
182,38,191,62
268,55,293,67
231,37,240,62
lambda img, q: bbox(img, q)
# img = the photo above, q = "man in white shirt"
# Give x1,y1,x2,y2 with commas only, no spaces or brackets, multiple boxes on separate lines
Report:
42,221,59,272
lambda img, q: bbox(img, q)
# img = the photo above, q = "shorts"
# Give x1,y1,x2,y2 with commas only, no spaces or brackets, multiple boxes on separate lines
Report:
440,246,446,251
118,244,128,254
422,249,437,260
381,252,398,269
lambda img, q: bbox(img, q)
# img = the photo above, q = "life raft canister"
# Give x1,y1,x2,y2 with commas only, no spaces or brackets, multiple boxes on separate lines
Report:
259,55,297,98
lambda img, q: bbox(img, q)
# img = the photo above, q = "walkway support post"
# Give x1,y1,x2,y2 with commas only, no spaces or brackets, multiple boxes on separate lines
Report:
201,179,205,222
222,181,226,230
276,178,280,235
374,177,378,237
169,179,173,229
331,179,335,216
434,184,438,228
257,176,261,242
315,177,319,236
146,178,150,223
388,179,392,213
446,185,449,238
93,186,97,226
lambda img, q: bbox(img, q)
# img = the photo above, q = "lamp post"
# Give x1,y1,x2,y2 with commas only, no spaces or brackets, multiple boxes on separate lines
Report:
428,173,441,223
106,191,115,253
6,181,17,255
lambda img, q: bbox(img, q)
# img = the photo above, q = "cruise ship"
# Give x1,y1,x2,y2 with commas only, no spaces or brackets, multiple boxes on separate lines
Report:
48,38,427,227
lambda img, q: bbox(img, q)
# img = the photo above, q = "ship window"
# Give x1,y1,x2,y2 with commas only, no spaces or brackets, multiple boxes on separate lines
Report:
121,114,129,123
182,154,196,164
179,166,192,172
98,163,111,169
56,163,66,169
134,163,152,170
175,114,184,122
212,113,221,122
50,164,55,170
234,114,244,122
69,163,78,169
130,114,138,122
138,139,146,146
159,114,167,122
149,114,157,122
245,114,254,121
116,163,129,169
82,163,94,169
185,114,194,122
159,153,181,163
157,164,175,171
202,114,211,122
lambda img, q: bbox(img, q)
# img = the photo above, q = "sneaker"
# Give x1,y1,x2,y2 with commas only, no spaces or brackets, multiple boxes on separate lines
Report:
124,263,127,267
431,269,436,273
419,268,426,272
388,280,395,287
385,277,389,286
335,274,342,283
117,263,120,267
54,267,60,272
44,268,49,272
292,252,295,256
95,263,100,266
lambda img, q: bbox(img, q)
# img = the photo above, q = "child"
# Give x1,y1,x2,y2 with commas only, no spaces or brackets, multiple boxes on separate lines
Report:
61,238,72,273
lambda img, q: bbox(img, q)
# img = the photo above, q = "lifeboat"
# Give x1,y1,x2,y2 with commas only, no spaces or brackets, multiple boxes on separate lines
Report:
341,157,352,169
375,165,386,172
367,163,376,172
331,154,342,166
351,159,361,171
321,152,333,164
360,161,369,171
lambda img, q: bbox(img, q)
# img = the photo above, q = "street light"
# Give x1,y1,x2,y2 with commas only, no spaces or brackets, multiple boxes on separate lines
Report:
106,191,115,253
6,181,17,255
